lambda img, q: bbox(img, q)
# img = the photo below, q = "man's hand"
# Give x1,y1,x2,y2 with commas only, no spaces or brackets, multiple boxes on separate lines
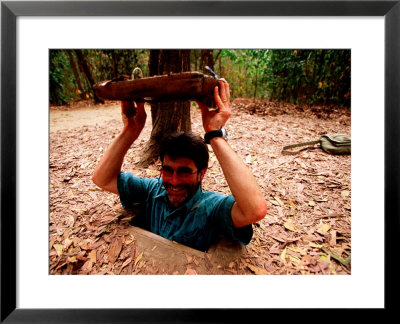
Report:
92,101,146,195
121,101,147,135
196,80,231,133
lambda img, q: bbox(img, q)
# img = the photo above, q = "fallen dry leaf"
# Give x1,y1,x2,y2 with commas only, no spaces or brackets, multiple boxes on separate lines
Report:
244,263,269,275
329,230,337,246
134,252,144,267
184,268,197,275
280,247,287,264
269,199,280,206
67,256,78,263
53,244,64,257
317,223,331,235
287,200,296,210
108,237,123,264
88,250,97,263
274,196,284,207
341,190,350,198
124,235,135,245
284,219,300,232
64,238,73,249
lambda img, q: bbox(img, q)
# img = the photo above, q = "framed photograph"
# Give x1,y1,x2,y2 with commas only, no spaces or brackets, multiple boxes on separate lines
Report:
2,0,398,321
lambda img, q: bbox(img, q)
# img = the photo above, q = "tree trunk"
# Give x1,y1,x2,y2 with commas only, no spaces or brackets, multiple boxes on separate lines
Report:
111,51,118,77
139,50,191,166
73,49,104,104
253,67,258,102
200,50,214,73
66,50,86,100
218,54,223,79
192,50,200,71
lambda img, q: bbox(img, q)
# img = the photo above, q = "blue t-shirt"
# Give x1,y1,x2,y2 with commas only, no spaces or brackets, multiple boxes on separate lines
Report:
117,172,253,251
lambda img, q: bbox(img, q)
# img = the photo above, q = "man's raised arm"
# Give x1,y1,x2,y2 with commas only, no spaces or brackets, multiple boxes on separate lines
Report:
197,81,267,228
92,101,147,194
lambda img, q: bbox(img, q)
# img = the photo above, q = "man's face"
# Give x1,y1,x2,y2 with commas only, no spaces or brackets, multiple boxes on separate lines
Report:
161,155,206,208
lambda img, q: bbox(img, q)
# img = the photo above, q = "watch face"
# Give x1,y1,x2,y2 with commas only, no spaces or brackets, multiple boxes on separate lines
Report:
221,127,227,138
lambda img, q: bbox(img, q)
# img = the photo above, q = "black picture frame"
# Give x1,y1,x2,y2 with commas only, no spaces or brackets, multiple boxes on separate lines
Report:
1,0,398,322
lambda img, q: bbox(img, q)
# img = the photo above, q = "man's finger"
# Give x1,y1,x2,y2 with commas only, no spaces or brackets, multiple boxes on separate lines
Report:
136,102,146,116
224,81,230,100
219,80,230,102
214,86,227,111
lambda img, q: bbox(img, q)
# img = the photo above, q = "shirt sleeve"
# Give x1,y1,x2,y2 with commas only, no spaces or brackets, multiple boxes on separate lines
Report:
117,172,158,209
213,194,253,245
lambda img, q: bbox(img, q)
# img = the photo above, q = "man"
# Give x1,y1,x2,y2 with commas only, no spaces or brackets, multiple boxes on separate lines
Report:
92,80,267,251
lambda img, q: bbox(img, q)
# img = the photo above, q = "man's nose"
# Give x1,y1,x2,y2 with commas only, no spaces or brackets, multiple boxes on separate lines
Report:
169,172,181,185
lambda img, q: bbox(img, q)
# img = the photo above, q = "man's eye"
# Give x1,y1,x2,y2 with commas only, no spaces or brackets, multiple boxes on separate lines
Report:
161,166,174,174
177,168,193,176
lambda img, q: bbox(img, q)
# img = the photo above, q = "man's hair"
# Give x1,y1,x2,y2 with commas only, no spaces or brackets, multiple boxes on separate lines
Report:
159,132,209,171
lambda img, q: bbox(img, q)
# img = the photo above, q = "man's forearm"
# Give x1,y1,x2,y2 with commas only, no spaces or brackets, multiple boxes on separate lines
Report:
210,137,267,227
92,128,140,194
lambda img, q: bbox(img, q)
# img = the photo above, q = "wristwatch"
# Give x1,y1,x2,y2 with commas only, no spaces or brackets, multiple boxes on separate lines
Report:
204,127,228,144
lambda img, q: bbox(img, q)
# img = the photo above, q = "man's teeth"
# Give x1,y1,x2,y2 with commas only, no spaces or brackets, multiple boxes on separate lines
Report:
169,186,184,192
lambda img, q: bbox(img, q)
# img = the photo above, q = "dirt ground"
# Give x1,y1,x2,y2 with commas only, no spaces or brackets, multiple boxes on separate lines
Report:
49,99,351,275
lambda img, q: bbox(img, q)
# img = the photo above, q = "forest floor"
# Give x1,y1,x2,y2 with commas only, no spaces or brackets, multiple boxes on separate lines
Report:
50,98,351,275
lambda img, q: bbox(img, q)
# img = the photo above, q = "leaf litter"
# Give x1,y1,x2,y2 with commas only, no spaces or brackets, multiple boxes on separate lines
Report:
49,99,351,275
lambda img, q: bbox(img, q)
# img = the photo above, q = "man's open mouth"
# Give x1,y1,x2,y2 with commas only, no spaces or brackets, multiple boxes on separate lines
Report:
169,188,183,192
165,184,187,193
168,186,186,193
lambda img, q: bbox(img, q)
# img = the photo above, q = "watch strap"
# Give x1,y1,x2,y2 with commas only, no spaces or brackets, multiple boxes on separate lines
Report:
204,127,226,144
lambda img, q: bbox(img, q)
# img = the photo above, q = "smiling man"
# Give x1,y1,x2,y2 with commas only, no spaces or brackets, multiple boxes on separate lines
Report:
92,80,267,251
159,138,206,209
